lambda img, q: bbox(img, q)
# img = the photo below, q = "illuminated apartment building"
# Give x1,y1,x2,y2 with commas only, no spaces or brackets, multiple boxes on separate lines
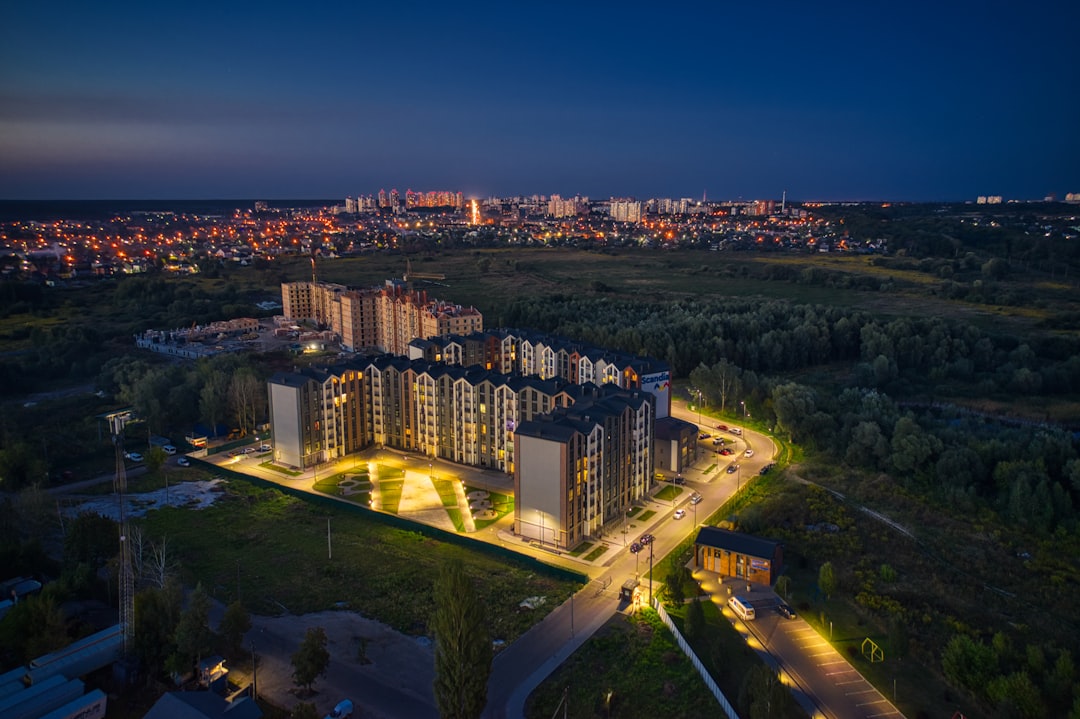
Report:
269,355,581,472
515,386,654,549
280,280,483,354
268,327,669,545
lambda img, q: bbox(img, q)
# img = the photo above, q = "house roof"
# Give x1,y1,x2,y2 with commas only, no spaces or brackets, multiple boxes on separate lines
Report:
143,692,262,719
694,526,781,559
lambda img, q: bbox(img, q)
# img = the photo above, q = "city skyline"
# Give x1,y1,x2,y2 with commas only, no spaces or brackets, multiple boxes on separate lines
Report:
2,1,1078,202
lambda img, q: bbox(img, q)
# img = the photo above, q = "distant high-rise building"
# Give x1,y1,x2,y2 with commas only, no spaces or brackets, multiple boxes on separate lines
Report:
610,200,642,223
389,189,400,209
378,189,388,208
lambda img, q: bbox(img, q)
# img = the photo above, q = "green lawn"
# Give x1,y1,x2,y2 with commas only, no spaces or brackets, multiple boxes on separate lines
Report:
430,477,460,508
311,473,371,506
376,465,405,480
582,545,608,562
525,610,722,719
138,479,581,642
378,478,404,514
568,542,594,558
655,485,683,502
259,461,301,477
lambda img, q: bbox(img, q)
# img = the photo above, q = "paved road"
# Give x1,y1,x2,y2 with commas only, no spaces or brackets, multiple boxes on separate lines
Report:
731,591,904,719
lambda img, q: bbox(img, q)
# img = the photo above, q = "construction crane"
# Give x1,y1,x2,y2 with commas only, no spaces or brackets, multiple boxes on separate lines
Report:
404,259,446,290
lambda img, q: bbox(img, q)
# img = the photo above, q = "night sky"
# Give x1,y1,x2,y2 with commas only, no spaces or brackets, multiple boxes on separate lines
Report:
2,1,1078,202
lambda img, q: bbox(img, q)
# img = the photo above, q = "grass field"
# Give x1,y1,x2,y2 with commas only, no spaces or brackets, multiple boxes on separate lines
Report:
137,479,581,642
525,610,723,719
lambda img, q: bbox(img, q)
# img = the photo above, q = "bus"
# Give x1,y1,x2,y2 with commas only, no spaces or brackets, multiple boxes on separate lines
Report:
728,595,755,621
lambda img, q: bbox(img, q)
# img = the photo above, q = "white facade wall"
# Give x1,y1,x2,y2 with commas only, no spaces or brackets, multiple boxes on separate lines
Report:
516,433,566,544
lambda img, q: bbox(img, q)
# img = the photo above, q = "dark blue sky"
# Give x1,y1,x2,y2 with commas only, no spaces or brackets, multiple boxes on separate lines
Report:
2,1,1078,201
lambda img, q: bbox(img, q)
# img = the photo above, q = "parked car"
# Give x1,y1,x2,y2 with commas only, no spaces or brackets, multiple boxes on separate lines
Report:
162,445,176,455
759,463,775,475
673,475,686,485
126,452,143,463
324,700,354,719
744,449,754,458
726,463,739,474
777,603,797,620
698,432,709,440
259,443,272,452
720,448,734,456
673,509,686,520
177,457,191,467
712,438,723,445
716,424,728,431
730,427,743,436
690,493,702,505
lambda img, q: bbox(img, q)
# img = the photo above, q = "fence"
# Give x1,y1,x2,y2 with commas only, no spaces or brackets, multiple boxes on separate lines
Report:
652,598,739,719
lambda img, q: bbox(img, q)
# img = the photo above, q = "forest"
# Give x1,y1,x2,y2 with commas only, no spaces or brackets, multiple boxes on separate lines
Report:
2,214,1080,716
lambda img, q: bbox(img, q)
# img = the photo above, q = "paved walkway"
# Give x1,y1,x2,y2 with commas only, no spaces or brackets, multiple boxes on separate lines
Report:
694,569,905,719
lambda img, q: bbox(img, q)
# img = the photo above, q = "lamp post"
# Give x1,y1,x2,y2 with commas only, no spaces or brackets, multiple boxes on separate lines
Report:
694,388,703,427
631,541,642,576
640,534,656,605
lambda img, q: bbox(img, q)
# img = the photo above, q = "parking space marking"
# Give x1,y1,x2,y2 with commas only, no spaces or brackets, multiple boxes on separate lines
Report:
845,689,877,696
867,711,903,718
857,698,889,707
809,650,836,657
835,679,865,685
825,669,859,677
817,660,848,666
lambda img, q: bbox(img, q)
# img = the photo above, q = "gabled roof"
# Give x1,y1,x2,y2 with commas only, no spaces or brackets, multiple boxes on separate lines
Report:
694,526,781,558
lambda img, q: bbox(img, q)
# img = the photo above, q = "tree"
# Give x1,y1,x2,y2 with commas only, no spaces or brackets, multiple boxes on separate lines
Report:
664,569,686,605
146,535,176,588
818,562,837,599
228,368,264,434
291,626,330,695
220,600,251,654
134,580,182,680
200,369,230,435
432,559,492,719
774,575,790,599
685,598,705,640
172,583,213,675
145,446,167,474
64,512,117,570
0,591,68,663
0,441,47,492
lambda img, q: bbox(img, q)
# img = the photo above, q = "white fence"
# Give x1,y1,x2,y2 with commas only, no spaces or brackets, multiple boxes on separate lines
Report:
653,598,740,719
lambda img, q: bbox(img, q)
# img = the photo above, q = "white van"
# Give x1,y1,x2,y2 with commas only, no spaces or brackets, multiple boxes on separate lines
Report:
162,445,177,455
728,595,755,620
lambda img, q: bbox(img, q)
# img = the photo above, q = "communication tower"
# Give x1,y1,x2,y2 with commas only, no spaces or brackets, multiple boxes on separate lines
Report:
107,411,135,655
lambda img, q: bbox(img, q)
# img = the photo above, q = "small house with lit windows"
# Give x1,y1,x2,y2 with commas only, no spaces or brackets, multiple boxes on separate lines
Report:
693,526,783,587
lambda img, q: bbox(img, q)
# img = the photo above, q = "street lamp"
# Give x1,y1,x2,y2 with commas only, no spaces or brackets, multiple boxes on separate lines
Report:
740,400,746,419
640,534,656,605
